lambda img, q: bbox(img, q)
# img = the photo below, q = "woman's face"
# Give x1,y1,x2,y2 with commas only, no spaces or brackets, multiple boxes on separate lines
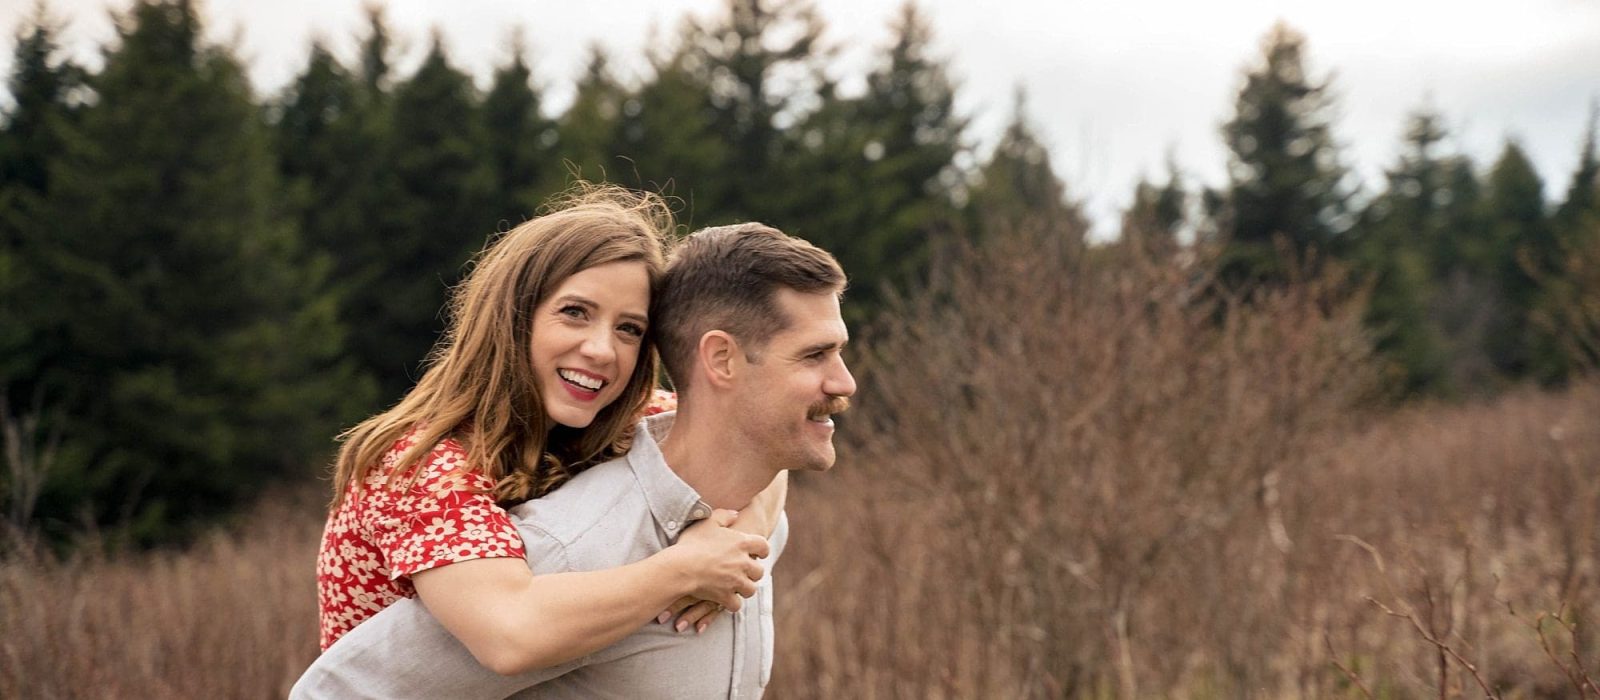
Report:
530,260,651,429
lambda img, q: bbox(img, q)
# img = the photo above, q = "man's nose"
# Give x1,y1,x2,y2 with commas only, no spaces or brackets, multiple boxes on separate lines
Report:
826,357,857,398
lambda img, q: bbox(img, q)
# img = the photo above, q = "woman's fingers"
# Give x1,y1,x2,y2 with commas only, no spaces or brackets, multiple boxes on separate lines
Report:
656,595,698,624
672,600,723,634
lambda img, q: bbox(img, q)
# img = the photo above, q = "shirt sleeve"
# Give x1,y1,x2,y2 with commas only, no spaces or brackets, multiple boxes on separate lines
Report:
357,438,527,581
641,388,677,417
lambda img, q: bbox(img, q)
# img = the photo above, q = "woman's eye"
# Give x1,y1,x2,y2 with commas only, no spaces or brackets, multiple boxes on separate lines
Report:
559,305,586,320
619,323,646,338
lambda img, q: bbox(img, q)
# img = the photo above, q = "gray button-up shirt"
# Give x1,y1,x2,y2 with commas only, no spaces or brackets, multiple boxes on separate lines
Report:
291,413,786,699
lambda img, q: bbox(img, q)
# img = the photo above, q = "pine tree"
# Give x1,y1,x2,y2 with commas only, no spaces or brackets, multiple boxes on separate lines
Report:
358,33,494,397
970,88,1081,247
1346,109,1457,394
684,0,826,220
1481,141,1557,379
610,29,732,225
773,2,965,318
482,34,556,225
1120,160,1187,261
549,45,626,187
1217,22,1352,286
33,0,363,541
1,5,84,528
1555,105,1599,229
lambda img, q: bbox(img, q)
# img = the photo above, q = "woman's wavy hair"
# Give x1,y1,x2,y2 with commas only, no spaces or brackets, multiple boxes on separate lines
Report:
330,184,672,507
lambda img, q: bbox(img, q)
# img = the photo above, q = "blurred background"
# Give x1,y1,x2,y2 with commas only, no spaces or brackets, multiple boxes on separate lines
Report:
2,0,1598,696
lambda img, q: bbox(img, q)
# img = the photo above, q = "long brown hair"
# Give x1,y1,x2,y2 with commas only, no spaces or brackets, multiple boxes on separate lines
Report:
330,185,672,507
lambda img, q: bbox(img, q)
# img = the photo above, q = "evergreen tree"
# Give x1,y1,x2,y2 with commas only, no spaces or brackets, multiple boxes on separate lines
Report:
1529,115,1600,381
1216,22,1352,286
1481,141,1557,379
32,0,363,541
482,34,556,225
274,41,366,265
1349,110,1457,394
1,6,84,528
372,33,495,395
549,45,626,187
1120,160,1187,261
971,88,1082,247
1555,105,1599,229
611,29,732,226
780,2,965,318
683,0,826,220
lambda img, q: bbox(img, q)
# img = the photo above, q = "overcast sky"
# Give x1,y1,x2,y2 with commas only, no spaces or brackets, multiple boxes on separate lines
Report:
4,0,1599,236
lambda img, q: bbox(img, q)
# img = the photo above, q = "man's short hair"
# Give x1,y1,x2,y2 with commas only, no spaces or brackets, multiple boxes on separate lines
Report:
653,223,846,391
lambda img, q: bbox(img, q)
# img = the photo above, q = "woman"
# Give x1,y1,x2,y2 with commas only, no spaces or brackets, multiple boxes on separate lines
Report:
316,185,781,674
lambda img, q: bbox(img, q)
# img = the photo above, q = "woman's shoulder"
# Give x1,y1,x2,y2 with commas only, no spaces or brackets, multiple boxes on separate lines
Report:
360,424,487,499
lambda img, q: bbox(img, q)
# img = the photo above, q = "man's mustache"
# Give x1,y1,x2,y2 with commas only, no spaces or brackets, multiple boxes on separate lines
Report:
807,396,851,421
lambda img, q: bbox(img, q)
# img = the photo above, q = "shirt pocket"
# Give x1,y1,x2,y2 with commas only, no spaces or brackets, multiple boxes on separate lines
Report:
759,575,775,688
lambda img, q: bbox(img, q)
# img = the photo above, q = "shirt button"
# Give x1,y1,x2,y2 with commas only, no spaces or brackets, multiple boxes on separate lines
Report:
665,520,678,531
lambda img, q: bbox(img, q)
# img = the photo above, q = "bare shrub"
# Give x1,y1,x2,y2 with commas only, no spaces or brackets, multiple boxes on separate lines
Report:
769,221,1379,697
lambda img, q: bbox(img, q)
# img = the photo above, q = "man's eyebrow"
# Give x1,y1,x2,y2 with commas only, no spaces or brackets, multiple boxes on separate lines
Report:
796,338,847,356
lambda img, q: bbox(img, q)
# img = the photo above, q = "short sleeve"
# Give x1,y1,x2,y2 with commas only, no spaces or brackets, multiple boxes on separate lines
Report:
642,388,677,417
356,438,527,581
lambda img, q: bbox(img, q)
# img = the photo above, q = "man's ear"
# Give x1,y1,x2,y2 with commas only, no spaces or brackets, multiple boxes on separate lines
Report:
696,330,742,390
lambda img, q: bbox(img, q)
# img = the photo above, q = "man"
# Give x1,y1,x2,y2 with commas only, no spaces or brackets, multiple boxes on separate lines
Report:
291,223,855,699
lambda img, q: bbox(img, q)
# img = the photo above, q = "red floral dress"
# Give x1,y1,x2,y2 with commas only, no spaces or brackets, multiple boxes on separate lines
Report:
316,390,678,650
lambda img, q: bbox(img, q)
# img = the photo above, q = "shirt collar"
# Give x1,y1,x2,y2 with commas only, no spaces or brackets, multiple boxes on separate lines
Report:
627,411,714,543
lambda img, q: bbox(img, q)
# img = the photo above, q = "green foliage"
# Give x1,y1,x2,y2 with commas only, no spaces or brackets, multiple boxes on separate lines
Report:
482,37,556,225
1348,110,1458,395
1217,22,1352,286
777,1,967,318
7,0,1600,545
10,0,368,542
971,87,1083,248
608,28,732,225
1120,160,1187,261
1481,141,1557,379
549,46,625,186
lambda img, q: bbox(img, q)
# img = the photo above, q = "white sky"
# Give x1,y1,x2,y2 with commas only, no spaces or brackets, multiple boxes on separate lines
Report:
4,0,1599,238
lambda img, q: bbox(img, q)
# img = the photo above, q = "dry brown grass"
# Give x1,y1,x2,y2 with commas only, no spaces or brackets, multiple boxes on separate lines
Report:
1,491,322,698
3,227,1597,698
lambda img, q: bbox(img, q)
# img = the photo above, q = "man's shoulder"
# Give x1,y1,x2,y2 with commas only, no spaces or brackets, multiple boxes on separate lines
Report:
507,455,649,558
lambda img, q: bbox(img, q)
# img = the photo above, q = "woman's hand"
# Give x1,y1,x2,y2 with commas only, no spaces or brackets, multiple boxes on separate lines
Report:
666,509,768,613
659,474,789,632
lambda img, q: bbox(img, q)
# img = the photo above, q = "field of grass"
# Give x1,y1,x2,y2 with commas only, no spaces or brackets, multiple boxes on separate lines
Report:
4,233,1597,698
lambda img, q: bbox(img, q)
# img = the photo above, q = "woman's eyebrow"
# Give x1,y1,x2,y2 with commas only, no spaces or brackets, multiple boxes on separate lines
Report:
552,294,595,308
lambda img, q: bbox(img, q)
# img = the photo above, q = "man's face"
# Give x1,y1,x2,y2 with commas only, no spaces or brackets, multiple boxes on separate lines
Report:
731,288,856,472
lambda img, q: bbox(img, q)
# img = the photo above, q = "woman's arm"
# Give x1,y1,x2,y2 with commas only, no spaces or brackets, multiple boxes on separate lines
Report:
412,509,768,676
661,472,789,632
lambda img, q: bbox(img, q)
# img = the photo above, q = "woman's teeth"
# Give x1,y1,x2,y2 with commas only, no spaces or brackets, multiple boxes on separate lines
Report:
558,369,604,391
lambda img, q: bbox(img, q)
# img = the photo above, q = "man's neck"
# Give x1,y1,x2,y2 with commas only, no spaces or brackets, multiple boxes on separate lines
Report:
657,404,778,511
